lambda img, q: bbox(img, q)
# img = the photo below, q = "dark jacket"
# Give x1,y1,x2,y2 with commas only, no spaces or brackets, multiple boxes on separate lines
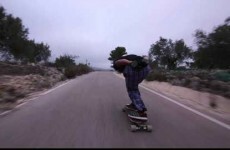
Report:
113,54,148,73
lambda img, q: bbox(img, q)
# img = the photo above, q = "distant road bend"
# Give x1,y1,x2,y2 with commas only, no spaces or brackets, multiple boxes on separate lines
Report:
0,72,229,148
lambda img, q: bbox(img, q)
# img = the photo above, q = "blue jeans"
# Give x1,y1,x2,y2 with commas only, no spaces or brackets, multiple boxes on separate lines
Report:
123,65,151,111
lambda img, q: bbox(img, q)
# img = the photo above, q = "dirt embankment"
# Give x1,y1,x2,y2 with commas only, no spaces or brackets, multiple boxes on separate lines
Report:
115,72,230,121
0,62,65,109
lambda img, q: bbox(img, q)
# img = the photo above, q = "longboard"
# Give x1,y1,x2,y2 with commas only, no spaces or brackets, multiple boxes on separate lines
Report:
122,107,152,132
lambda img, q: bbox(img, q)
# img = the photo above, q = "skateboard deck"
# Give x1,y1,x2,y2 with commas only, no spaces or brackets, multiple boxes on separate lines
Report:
122,107,152,132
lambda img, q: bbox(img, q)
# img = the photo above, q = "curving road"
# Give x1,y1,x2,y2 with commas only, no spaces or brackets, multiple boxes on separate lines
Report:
0,72,230,148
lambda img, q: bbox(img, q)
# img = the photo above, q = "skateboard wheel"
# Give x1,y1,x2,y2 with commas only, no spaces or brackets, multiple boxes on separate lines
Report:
147,125,152,132
122,108,126,112
130,125,138,132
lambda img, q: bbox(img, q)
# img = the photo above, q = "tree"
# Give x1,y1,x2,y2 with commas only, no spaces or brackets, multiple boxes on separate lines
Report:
0,6,13,59
55,54,78,68
108,46,127,68
3,14,29,60
108,46,127,61
0,7,7,54
20,40,51,63
193,16,230,69
0,6,51,64
33,42,51,63
149,37,192,70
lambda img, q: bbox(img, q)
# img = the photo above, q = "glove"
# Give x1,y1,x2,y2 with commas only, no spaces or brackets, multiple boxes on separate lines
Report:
130,60,138,68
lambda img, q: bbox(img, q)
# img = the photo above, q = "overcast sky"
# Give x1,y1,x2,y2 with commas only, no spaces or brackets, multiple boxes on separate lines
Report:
1,0,230,69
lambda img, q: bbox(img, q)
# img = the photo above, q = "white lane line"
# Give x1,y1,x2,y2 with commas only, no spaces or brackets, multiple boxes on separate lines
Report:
114,72,230,130
39,80,70,96
14,97,37,108
140,85,230,130
0,110,12,116
15,102,26,108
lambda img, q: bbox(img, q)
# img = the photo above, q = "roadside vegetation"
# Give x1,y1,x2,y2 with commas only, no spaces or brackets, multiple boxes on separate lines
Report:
109,16,230,100
0,6,92,106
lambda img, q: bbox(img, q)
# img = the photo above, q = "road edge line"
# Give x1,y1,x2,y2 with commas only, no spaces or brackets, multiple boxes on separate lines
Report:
113,72,230,130
0,79,72,116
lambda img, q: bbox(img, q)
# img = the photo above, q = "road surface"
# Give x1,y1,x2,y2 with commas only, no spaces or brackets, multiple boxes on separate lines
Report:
0,72,229,148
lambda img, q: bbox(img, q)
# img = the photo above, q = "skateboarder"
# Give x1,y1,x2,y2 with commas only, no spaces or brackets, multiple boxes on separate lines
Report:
113,54,151,120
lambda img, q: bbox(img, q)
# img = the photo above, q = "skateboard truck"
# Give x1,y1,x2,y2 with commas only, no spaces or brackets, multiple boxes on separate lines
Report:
122,107,153,132
130,120,153,132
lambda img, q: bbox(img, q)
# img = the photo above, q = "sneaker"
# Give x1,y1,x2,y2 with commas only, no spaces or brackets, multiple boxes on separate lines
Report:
128,110,148,121
125,103,138,111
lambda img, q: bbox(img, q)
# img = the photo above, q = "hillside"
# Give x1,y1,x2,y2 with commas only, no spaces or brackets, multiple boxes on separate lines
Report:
0,62,65,109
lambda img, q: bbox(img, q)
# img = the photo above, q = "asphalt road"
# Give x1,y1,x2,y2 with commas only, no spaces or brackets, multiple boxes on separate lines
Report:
0,71,230,148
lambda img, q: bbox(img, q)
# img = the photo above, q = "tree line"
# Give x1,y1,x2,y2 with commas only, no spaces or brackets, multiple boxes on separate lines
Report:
109,16,230,70
0,6,92,78
0,6,51,63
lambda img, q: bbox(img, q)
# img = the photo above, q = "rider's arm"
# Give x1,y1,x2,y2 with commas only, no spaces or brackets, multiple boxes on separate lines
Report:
115,59,132,66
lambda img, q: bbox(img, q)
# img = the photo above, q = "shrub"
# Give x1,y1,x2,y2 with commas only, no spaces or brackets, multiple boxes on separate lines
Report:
64,64,92,79
145,71,167,81
75,63,92,75
44,62,56,67
64,66,77,79
212,71,230,82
